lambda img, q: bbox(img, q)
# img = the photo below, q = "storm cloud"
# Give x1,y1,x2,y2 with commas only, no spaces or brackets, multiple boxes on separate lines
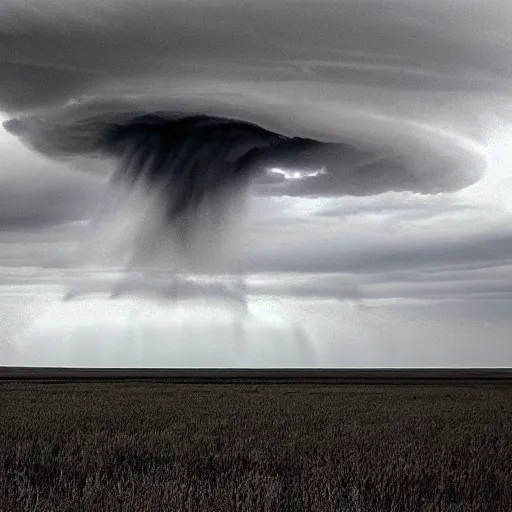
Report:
1,0,512,367
1,0,501,248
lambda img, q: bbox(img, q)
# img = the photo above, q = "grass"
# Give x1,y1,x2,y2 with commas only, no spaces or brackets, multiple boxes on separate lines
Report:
1,379,511,511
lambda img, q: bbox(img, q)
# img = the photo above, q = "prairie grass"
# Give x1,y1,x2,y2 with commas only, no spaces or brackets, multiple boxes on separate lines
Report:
1,380,511,511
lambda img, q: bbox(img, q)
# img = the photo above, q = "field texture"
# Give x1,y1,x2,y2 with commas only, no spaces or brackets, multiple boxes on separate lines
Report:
1,379,511,511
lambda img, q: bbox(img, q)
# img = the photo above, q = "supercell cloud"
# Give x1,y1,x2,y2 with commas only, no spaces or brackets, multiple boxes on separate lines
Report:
1,0,512,366
1,0,504,267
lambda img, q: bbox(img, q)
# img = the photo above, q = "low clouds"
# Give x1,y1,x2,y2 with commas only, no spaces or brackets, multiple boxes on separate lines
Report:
243,190,512,275
2,274,511,367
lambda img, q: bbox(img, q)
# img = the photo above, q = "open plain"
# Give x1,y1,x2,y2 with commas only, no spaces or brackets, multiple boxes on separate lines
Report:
1,370,511,511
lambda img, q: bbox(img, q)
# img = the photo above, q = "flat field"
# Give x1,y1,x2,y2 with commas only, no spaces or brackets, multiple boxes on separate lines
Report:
1,377,511,511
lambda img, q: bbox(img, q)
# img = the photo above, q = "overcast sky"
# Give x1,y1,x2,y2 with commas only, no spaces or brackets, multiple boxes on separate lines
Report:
1,0,512,367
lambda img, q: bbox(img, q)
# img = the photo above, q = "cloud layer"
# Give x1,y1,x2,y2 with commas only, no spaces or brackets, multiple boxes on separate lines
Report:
2,0,503,199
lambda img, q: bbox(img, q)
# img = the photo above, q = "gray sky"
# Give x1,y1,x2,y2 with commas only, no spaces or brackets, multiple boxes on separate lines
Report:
1,0,512,367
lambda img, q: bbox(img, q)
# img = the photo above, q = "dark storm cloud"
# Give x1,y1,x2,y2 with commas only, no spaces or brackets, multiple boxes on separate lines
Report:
2,100,487,198
0,0,509,267
1,0,500,174
2,96,487,267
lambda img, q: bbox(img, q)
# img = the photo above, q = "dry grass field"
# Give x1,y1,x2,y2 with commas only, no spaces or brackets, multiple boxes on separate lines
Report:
1,378,511,511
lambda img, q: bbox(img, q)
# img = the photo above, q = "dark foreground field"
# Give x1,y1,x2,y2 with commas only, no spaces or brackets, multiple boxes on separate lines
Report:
1,377,512,511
